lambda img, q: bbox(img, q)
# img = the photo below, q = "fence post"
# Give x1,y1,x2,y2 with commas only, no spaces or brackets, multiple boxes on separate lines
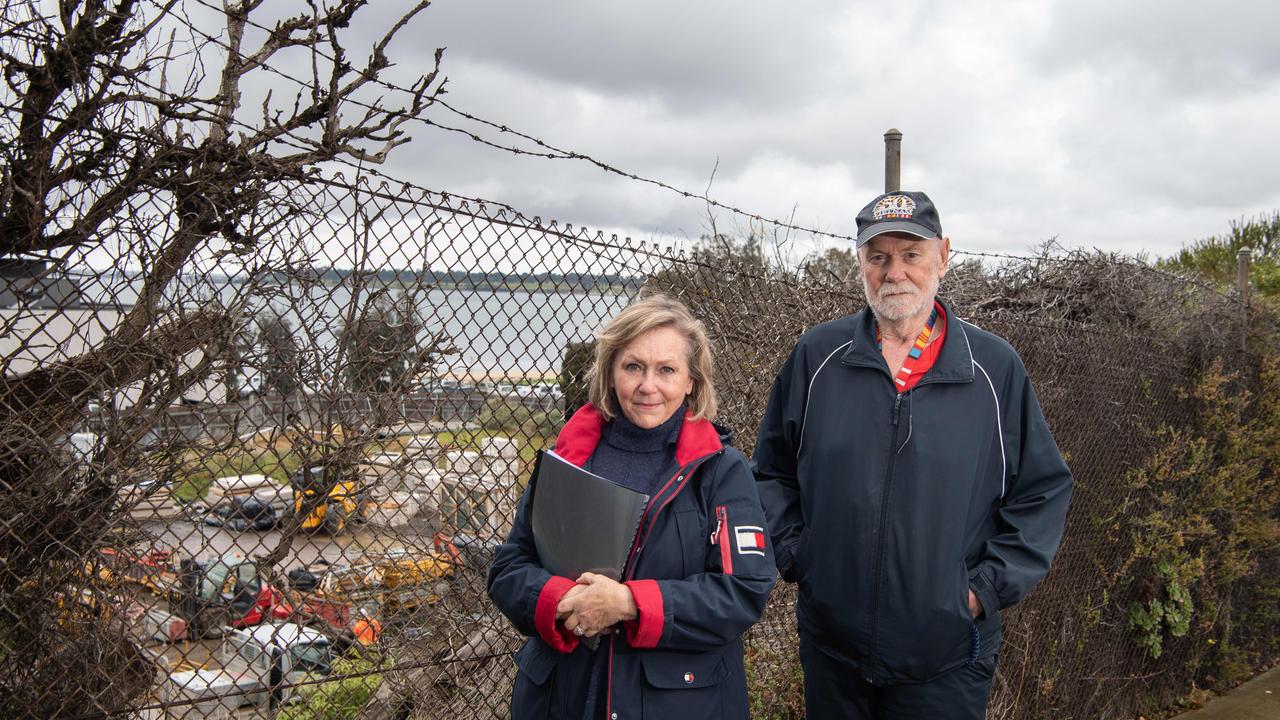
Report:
1238,248,1251,351
884,128,902,192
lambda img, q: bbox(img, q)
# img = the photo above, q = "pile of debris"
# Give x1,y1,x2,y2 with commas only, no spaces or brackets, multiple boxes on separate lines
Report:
117,476,184,522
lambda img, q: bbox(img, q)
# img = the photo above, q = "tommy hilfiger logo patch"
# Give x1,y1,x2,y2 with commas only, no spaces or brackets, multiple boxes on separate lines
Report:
734,526,766,556
872,194,916,221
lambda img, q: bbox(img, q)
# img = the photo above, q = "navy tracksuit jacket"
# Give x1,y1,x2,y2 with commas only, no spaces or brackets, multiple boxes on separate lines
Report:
753,301,1073,685
488,405,776,720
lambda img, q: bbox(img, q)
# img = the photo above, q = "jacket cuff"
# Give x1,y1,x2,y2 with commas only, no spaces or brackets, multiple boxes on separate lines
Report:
968,566,1000,619
623,579,664,649
534,576,579,653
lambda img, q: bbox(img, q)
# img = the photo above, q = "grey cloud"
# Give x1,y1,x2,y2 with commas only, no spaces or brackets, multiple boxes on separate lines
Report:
343,0,1280,262
1036,0,1280,96
406,0,847,110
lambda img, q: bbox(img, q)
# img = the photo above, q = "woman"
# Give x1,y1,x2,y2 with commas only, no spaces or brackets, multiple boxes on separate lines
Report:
488,294,775,719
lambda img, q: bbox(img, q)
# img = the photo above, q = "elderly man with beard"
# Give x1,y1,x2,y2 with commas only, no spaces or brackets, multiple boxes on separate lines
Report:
752,191,1073,719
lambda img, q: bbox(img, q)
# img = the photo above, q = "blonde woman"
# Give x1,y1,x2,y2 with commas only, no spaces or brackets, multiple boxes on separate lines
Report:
488,294,775,719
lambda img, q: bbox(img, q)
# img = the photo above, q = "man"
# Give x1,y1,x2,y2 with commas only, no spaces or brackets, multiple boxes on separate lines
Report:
752,190,1073,719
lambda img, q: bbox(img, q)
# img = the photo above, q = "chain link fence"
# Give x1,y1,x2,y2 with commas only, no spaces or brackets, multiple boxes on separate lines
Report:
3,169,1278,719
3,5,1278,715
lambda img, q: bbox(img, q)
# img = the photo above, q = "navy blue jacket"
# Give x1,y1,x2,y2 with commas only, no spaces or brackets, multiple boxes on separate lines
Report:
752,301,1073,683
489,405,776,719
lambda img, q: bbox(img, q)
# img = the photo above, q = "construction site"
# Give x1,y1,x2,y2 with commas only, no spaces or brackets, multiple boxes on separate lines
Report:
78,407,537,718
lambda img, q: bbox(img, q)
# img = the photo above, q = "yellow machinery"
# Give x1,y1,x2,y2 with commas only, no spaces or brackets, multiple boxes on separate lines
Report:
316,543,459,611
292,465,361,533
287,536,461,622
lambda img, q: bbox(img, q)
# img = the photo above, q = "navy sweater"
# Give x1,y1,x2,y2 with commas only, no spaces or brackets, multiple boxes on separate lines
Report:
584,405,684,494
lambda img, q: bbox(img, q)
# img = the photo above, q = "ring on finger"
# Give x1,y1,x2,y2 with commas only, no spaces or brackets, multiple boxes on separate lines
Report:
574,626,585,636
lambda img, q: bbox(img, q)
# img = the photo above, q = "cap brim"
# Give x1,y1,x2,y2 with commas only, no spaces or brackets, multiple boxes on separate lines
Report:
855,221,939,247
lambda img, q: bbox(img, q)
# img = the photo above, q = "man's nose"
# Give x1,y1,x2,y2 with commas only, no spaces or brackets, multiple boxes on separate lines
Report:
885,260,908,282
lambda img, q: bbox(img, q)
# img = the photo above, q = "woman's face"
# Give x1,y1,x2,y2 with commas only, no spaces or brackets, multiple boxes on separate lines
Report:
610,325,694,429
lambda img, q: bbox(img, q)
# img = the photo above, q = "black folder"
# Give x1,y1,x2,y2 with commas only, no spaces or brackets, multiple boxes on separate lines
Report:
529,449,650,581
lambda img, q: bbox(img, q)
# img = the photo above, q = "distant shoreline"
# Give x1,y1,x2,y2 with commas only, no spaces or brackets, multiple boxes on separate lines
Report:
447,369,558,383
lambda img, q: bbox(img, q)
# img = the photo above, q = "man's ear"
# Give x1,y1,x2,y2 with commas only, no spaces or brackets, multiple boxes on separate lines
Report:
938,236,951,277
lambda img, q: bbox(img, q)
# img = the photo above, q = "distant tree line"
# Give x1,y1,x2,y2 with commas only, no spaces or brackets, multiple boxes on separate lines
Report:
261,268,644,292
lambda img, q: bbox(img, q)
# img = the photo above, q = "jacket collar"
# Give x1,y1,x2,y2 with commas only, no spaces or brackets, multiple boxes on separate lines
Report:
840,297,975,384
554,403,723,468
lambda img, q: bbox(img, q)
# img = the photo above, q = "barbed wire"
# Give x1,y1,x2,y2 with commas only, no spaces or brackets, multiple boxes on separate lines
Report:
0,3,1245,329
177,0,862,245
10,0,1247,294
157,0,1252,308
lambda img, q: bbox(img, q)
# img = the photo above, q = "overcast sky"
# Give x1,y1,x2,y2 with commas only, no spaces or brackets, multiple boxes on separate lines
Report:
339,0,1280,262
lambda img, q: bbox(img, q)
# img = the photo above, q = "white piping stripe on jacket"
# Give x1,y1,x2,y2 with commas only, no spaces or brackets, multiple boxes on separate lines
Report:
796,340,853,457
795,318,1009,499
958,318,1008,499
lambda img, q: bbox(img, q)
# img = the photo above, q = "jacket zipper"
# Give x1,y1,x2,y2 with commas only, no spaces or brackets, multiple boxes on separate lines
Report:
608,450,719,719
624,452,720,578
869,392,903,678
712,505,733,575
604,633,615,720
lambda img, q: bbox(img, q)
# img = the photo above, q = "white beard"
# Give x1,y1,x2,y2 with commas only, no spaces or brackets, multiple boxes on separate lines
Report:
863,274,939,324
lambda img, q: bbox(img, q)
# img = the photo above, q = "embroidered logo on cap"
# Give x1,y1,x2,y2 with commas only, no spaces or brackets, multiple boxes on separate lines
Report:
734,525,767,556
684,672,695,683
872,194,916,221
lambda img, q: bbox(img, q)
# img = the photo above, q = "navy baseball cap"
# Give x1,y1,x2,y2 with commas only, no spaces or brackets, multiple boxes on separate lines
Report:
855,191,943,247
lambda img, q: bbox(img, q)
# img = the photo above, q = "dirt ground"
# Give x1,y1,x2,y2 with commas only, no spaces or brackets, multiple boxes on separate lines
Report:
138,516,443,570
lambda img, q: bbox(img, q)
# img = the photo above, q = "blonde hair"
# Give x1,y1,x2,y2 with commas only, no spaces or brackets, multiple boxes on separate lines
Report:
586,294,717,422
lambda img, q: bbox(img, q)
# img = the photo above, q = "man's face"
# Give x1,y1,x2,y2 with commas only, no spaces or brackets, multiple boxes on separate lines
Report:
858,233,950,323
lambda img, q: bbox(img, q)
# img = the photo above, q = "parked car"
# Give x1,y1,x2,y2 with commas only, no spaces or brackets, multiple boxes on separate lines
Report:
419,379,448,394
532,382,563,400
514,382,562,404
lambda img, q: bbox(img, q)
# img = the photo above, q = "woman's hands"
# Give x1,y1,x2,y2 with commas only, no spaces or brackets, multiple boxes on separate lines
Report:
556,572,639,638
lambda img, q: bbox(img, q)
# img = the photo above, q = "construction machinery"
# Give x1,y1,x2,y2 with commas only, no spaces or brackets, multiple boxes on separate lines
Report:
292,465,362,533
285,534,462,633
95,535,460,644
93,547,293,636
